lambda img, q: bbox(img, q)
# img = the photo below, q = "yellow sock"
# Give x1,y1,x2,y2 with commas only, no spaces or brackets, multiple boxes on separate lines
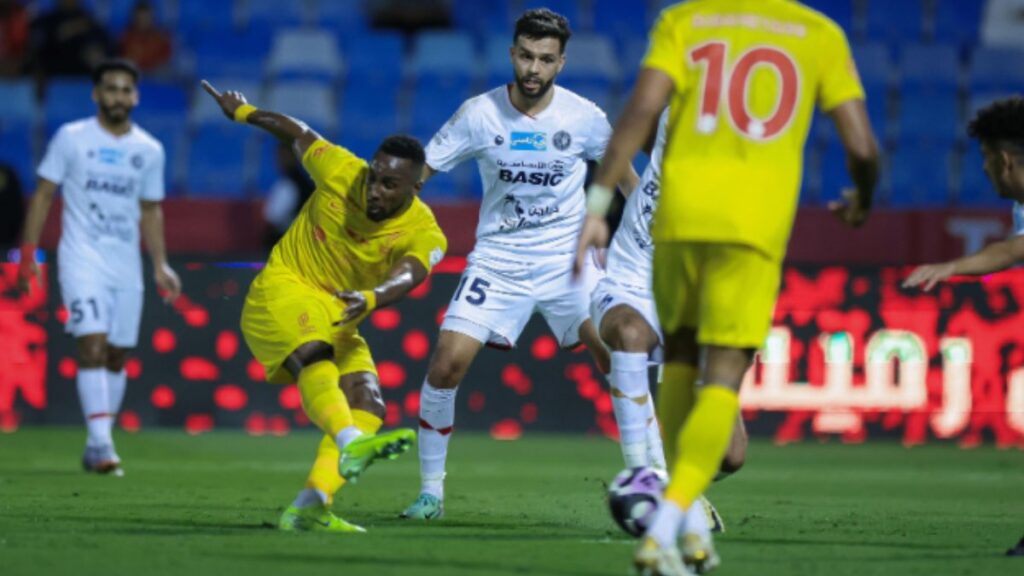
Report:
665,385,739,509
298,360,352,437
657,363,697,471
304,409,383,504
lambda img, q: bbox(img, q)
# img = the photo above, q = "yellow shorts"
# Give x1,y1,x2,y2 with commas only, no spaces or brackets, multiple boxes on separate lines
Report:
240,265,376,384
652,241,781,349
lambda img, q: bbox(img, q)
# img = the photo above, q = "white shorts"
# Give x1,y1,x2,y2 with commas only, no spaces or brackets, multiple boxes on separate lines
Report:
441,249,604,349
59,280,144,348
590,276,663,363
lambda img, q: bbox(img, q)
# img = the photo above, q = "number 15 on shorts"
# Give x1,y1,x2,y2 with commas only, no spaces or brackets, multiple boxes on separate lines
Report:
453,276,491,306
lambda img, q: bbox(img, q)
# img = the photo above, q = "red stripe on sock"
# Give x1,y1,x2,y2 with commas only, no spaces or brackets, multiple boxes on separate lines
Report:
87,412,113,420
419,419,453,436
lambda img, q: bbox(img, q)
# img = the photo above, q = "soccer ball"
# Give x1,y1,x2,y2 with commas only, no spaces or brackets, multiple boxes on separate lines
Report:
607,466,667,537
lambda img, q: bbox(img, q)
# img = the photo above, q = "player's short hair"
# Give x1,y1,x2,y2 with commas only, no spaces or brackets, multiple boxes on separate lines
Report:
968,96,1024,156
377,135,426,169
514,8,572,53
91,58,140,86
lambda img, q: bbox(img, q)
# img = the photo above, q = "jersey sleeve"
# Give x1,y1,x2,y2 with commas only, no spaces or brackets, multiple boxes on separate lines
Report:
139,143,166,202
301,138,365,190
425,101,480,173
37,126,70,184
641,11,688,92
583,107,613,161
396,220,448,273
816,22,866,112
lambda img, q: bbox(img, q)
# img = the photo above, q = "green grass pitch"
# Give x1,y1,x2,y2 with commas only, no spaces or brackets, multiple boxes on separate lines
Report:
0,429,1020,576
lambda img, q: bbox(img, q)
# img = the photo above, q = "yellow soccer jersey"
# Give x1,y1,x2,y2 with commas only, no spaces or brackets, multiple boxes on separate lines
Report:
643,0,864,260
267,139,448,296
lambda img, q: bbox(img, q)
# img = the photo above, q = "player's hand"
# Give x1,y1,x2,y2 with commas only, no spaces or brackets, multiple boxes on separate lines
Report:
335,290,369,325
574,214,609,279
903,262,956,292
200,80,247,120
16,258,40,295
154,262,182,303
828,188,869,228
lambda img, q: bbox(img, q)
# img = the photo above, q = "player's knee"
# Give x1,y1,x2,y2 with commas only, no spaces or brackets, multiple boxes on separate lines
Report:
602,317,652,353
343,377,386,419
105,348,129,372
76,339,108,368
426,354,466,390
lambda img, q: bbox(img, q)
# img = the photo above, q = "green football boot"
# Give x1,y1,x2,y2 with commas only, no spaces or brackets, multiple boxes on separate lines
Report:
338,428,416,482
278,505,366,533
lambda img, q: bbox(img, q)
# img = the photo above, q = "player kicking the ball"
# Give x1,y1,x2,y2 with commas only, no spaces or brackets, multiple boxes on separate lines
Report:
576,1,879,573
201,80,448,533
401,8,639,520
19,59,181,476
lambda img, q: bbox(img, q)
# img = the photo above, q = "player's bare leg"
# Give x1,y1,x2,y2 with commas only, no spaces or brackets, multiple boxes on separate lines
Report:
578,317,611,375
76,333,121,475
402,329,485,519
598,305,663,468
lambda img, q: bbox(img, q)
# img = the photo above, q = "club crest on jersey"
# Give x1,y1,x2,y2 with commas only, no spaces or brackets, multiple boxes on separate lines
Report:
553,131,572,151
131,154,144,170
510,132,547,151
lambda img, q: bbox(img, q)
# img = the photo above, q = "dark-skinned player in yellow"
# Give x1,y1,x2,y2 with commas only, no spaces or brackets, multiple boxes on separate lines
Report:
201,80,448,533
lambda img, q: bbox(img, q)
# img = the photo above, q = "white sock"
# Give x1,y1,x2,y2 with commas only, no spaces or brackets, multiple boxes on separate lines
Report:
609,351,652,468
645,499,684,548
106,368,127,431
644,394,667,470
292,488,328,508
418,380,457,500
683,497,710,536
77,368,112,448
334,425,362,450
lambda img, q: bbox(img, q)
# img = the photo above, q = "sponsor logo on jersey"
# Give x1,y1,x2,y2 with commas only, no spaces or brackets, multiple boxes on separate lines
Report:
84,173,136,196
496,159,567,187
494,135,504,146
97,148,124,166
510,132,547,151
553,131,572,151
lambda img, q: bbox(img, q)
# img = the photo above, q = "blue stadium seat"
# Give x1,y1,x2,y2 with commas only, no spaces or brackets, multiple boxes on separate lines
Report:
409,83,471,140
520,0,581,28
899,44,960,90
136,118,185,194
485,36,514,87
339,78,400,145
897,88,959,145
562,33,619,83
193,28,272,79
957,144,999,206
888,145,952,207
819,140,853,197
243,0,307,33
621,38,648,87
137,81,188,116
800,0,856,36
411,32,478,84
186,125,250,197
969,47,1024,93
592,0,648,45
559,80,615,118
343,33,404,84
313,0,371,33
422,163,479,202
0,126,34,189
865,0,924,43
852,43,891,93
451,0,511,34
103,0,173,32
190,80,262,126
814,95,888,147
934,0,984,46
266,30,342,82
266,82,338,136
44,79,95,136
177,0,236,37
0,81,36,127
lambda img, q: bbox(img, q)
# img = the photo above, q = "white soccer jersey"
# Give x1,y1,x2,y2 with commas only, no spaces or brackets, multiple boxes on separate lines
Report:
426,85,612,258
38,117,165,289
604,110,669,290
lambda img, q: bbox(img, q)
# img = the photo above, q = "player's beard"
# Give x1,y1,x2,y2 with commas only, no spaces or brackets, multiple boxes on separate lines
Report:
99,103,132,126
514,73,554,101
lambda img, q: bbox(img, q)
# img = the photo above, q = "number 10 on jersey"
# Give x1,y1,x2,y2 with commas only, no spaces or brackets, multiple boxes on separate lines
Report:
689,42,799,140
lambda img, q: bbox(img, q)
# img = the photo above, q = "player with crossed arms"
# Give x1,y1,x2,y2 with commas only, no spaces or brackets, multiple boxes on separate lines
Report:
576,1,880,573
19,59,181,476
401,8,639,520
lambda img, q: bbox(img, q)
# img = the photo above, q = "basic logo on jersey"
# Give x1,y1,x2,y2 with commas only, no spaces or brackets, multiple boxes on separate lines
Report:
84,172,136,197
510,132,547,151
553,131,572,151
497,159,566,187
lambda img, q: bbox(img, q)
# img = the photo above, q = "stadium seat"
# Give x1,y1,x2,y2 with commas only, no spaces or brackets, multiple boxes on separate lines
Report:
0,81,36,127
561,33,619,83
485,36,514,87
193,28,272,79
339,78,400,145
103,0,173,32
558,79,615,118
899,44,960,90
852,43,891,93
888,145,953,207
520,0,582,28
957,144,999,206
343,33,404,84
44,79,95,136
409,83,471,140
313,0,371,33
969,47,1024,93
176,0,237,37
621,38,648,87
411,31,479,84
865,0,924,43
799,0,856,36
451,0,511,35
137,81,188,116
897,88,959,145
266,30,343,82
934,0,984,46
819,140,853,197
421,163,478,202
0,126,34,190
137,118,185,194
243,0,308,33
592,0,648,45
190,79,263,126
266,82,338,136
186,124,251,198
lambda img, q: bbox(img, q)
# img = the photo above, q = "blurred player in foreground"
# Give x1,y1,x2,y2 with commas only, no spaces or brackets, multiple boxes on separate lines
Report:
592,110,746,534
575,1,879,573
401,8,639,520
902,98,1024,561
200,80,448,533
19,58,181,476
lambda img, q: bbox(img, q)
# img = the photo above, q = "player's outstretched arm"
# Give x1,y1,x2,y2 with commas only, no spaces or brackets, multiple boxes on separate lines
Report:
903,235,1024,291
200,80,322,157
140,200,181,303
16,178,59,294
828,99,880,227
334,257,429,325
